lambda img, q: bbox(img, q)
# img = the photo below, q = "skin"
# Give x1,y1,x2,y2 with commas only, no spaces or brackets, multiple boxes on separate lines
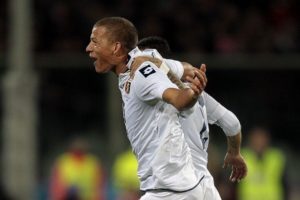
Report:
223,132,248,182
86,25,207,110
86,26,128,74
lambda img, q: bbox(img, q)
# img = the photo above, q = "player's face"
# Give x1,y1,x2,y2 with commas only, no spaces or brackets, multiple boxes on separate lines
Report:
86,26,116,73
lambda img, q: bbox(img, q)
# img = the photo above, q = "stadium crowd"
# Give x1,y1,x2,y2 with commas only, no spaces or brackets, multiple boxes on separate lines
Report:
0,0,299,54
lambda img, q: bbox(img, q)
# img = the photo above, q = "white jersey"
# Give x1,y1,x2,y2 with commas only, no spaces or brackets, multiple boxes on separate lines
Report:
179,92,231,176
179,89,241,178
165,64,242,177
118,47,202,191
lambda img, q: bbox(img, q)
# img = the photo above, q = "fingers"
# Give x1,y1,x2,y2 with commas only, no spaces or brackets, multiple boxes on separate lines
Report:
186,74,205,95
229,166,237,182
229,163,248,182
222,161,228,169
184,63,207,82
184,63,207,97
230,166,240,182
185,76,200,95
199,64,206,73
224,159,241,182
223,154,248,183
189,69,207,92
237,162,248,181
194,70,207,89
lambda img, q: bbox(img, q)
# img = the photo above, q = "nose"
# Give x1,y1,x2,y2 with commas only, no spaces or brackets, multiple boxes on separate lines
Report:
86,42,92,53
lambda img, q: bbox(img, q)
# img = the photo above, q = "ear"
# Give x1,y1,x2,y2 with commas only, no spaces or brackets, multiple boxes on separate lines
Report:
112,42,123,57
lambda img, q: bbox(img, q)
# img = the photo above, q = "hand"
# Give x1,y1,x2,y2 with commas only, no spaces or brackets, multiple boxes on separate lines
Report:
185,64,207,97
223,152,247,182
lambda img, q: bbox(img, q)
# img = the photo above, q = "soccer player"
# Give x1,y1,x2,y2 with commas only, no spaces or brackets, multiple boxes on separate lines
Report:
86,17,207,200
137,36,248,199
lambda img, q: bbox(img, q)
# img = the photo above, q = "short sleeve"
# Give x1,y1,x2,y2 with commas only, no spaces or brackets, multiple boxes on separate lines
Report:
203,92,227,124
204,92,241,136
164,59,184,79
132,62,178,102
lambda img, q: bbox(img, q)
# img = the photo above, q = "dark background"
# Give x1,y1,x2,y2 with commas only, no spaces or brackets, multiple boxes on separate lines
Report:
0,0,299,199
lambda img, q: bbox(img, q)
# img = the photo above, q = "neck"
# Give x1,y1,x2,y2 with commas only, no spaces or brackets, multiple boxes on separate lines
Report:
114,63,128,75
113,54,129,76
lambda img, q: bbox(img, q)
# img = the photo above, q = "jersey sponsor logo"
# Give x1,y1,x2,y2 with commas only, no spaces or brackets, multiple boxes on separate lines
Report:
139,65,156,77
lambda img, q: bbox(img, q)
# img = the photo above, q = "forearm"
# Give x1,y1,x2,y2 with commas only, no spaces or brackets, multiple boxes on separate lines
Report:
163,88,198,111
226,132,242,155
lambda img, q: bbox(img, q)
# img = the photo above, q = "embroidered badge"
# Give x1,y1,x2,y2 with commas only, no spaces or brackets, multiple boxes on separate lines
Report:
125,80,132,93
139,65,156,77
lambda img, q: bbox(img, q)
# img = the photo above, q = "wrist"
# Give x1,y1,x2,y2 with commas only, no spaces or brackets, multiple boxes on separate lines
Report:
186,88,198,100
226,134,241,155
227,147,240,155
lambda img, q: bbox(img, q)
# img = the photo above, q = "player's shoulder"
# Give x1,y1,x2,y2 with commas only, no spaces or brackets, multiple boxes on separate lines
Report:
133,61,165,83
138,63,157,78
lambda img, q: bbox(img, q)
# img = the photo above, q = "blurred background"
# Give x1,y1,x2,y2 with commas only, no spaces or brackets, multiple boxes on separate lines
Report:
0,0,299,199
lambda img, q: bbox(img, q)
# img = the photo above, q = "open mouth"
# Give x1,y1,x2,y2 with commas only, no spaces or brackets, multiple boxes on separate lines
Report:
89,54,98,65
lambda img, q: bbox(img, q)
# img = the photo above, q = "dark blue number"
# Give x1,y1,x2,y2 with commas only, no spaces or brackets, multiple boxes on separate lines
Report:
200,123,208,150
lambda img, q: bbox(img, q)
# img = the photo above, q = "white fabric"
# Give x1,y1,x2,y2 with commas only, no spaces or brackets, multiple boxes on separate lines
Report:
140,176,221,200
119,47,202,191
163,61,241,173
130,48,184,79
180,91,241,174
214,109,241,136
164,58,184,79
179,93,210,173
200,176,222,200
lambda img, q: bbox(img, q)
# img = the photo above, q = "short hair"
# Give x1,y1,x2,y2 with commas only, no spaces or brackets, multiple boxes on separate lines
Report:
95,17,138,52
137,36,171,57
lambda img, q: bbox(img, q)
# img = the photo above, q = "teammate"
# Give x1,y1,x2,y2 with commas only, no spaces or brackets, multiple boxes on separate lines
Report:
137,36,248,199
86,17,208,200
137,36,171,57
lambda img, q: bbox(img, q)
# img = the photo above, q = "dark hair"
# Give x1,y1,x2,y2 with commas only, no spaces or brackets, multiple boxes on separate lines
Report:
95,17,138,52
137,36,171,57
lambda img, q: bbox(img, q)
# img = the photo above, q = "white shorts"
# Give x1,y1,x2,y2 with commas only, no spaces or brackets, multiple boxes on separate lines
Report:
140,176,221,200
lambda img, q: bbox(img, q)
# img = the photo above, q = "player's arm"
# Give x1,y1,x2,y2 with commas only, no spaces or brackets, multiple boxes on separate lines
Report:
162,69,206,111
181,62,206,82
213,107,247,183
163,88,198,111
204,92,247,182
134,62,206,110
165,59,207,83
223,132,247,182
208,113,248,183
